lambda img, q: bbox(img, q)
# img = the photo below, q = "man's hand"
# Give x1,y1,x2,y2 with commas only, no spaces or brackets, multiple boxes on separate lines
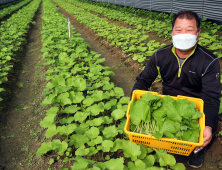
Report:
195,126,212,150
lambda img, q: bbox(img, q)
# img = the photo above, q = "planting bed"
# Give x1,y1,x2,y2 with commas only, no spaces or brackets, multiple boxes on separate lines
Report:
0,0,221,169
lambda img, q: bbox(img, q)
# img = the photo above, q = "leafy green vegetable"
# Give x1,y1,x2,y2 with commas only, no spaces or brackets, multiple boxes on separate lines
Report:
129,92,202,141
122,140,141,161
103,158,124,170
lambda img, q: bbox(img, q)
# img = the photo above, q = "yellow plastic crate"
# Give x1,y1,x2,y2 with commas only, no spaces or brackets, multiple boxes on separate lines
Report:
124,90,205,156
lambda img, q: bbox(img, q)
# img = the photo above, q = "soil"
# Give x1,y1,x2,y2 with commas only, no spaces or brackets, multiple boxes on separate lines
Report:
0,2,51,169
0,0,221,170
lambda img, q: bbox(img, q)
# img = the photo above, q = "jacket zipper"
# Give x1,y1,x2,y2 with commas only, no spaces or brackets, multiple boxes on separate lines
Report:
176,56,191,77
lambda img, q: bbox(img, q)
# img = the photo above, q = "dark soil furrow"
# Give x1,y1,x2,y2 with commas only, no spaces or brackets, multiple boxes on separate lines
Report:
0,2,50,169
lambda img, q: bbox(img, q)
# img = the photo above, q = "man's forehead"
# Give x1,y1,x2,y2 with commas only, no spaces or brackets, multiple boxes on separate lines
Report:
175,25,195,29
174,18,197,27
175,17,196,23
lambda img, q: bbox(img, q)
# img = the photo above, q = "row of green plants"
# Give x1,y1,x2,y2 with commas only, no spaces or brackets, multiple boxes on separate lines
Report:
69,0,222,59
0,0,32,20
36,0,185,169
67,0,172,40
0,0,23,10
85,0,222,33
54,0,166,66
0,0,41,102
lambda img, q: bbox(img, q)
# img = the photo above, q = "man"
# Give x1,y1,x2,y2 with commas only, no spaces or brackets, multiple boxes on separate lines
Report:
132,10,220,168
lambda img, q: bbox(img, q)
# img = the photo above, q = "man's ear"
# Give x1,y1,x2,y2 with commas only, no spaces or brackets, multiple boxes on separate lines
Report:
196,28,201,41
198,28,201,37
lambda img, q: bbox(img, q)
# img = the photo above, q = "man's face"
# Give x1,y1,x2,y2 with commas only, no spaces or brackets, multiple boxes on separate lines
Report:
172,18,201,41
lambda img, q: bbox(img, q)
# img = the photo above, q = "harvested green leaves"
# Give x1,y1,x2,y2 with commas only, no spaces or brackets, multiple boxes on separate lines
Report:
129,92,203,142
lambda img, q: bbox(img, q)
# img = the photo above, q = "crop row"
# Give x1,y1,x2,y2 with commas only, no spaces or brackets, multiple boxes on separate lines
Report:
0,0,32,20
68,0,222,59
0,0,41,102
86,0,222,34
54,0,166,66
37,0,185,169
67,0,172,40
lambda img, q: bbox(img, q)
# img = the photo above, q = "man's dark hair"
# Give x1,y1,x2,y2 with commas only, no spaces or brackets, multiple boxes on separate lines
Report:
172,10,201,31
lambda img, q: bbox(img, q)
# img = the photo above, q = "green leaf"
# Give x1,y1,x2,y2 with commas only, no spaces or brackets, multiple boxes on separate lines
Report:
103,125,118,138
60,105,80,114
71,161,88,170
87,136,103,147
85,127,100,139
86,104,103,116
71,156,95,170
57,124,77,136
170,163,186,170
73,92,84,103
187,130,199,143
114,87,124,98
119,97,130,104
87,117,104,126
128,160,146,170
101,140,114,152
45,124,58,138
117,118,126,134
111,109,125,120
166,101,182,122
40,108,58,128
49,158,54,165
155,149,167,160
153,132,163,139
69,134,89,147
83,97,94,106
103,70,115,76
52,75,65,87
75,145,89,156
146,167,163,170
36,142,52,157
66,77,74,87
52,139,68,156
103,82,114,91
41,92,57,105
110,138,123,152
18,82,23,88
74,111,90,122
122,140,141,161
73,78,86,91
75,123,88,135
88,146,98,156
129,98,150,125
93,91,105,101
175,99,196,118
56,92,72,106
138,144,147,159
105,155,110,160
69,91,75,103
101,116,113,125
142,155,155,167
103,158,124,170
161,153,176,166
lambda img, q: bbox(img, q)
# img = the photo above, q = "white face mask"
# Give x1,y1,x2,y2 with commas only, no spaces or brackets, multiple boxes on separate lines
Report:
172,33,198,51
